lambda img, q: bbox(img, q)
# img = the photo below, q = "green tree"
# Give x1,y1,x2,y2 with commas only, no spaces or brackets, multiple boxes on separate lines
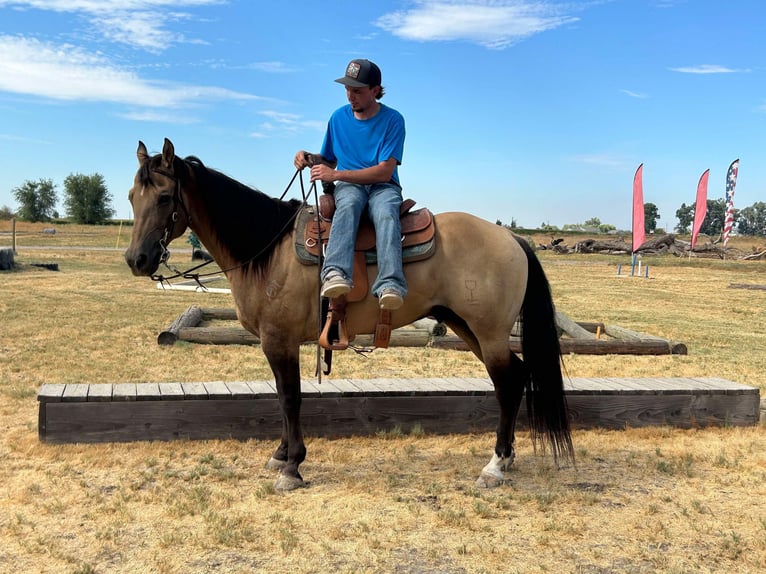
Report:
736,202,766,236
12,178,58,222
584,217,601,227
644,203,660,233
63,173,114,224
0,205,15,220
675,203,693,234
675,198,729,236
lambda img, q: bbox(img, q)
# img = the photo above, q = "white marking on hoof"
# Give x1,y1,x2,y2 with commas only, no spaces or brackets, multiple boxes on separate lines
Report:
476,452,511,488
275,473,305,491
265,457,287,470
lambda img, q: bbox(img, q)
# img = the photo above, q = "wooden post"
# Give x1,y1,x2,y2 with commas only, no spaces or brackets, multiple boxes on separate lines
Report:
12,217,17,254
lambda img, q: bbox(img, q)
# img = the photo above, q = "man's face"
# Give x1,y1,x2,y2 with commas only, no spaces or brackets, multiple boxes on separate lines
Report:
346,86,378,113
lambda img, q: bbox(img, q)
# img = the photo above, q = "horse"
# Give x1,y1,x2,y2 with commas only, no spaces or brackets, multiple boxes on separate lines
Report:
124,138,573,491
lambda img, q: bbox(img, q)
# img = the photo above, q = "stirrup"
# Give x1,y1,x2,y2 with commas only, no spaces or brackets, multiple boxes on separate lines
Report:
318,298,350,351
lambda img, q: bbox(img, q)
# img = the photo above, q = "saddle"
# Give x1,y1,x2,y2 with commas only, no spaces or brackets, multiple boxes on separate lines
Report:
294,193,436,362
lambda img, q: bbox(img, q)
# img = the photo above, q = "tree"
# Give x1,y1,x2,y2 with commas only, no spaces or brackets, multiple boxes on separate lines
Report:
63,173,114,224
12,178,58,222
584,217,601,227
675,203,693,234
0,205,15,220
675,198,728,237
736,202,766,236
644,203,660,233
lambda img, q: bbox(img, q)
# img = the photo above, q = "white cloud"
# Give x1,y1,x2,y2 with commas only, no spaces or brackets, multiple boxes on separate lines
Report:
620,89,649,99
669,64,741,74
375,0,579,49
0,35,258,107
0,0,224,51
258,110,325,133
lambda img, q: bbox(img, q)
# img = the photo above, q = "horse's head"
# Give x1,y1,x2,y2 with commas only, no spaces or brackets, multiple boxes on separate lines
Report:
124,138,190,277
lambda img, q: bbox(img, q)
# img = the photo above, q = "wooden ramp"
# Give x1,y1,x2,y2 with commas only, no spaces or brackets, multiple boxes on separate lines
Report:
37,377,759,444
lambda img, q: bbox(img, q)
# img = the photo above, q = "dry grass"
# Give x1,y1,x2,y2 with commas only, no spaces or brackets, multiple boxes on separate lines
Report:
1,222,765,574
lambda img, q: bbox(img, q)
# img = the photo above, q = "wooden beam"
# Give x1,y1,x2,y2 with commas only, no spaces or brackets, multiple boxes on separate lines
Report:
37,377,760,444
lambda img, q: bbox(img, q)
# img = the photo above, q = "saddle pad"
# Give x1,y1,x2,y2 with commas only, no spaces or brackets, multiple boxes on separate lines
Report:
294,206,436,266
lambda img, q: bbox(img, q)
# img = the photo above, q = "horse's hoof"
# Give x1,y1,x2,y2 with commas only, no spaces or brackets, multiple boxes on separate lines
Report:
475,472,504,489
265,457,287,471
275,473,305,492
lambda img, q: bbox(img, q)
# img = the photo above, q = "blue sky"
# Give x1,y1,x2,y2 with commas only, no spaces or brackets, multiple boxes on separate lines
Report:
0,0,763,231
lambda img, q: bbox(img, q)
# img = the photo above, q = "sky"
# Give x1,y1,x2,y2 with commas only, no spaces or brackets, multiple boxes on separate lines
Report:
0,0,764,231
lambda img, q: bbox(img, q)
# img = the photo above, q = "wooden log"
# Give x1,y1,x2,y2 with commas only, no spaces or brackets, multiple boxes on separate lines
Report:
602,325,686,354
201,307,239,321
604,324,666,342
431,335,683,355
353,329,431,347
555,311,596,339
178,326,260,345
176,326,432,348
158,305,204,345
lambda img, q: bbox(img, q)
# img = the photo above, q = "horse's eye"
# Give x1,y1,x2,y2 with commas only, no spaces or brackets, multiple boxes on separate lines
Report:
157,195,172,207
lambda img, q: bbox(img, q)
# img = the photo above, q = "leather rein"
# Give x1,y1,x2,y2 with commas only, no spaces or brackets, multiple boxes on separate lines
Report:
149,160,320,287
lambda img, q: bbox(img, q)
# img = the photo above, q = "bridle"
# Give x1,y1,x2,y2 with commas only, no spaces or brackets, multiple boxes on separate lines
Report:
146,158,321,286
147,163,193,282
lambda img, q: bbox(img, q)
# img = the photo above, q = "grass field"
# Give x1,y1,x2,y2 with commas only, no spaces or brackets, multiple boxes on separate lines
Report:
1,221,765,573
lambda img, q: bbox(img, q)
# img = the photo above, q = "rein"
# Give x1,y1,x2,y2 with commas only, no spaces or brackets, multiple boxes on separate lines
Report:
150,162,320,288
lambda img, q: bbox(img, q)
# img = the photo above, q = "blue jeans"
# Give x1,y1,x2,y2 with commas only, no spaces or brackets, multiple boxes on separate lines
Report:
322,182,407,298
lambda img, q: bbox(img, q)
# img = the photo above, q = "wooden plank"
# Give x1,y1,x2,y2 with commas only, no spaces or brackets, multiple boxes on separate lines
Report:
449,377,495,395
37,383,65,403
320,378,364,397
136,383,161,401
311,379,343,398
226,381,255,399
246,380,277,398
204,381,231,400
181,382,209,399
87,383,113,402
158,382,184,400
112,383,136,402
692,377,758,394
62,384,89,402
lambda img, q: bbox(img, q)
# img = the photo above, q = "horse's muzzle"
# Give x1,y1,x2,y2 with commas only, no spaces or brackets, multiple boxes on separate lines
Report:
124,246,160,277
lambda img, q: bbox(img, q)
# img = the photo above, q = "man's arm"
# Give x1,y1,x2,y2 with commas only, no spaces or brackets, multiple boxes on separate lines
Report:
310,157,397,185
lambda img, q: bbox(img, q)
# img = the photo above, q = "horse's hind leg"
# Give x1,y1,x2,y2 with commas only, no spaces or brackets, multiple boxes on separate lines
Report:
477,350,527,488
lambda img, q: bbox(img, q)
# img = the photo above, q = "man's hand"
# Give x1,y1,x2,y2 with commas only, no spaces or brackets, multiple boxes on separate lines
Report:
293,150,312,170
310,164,336,183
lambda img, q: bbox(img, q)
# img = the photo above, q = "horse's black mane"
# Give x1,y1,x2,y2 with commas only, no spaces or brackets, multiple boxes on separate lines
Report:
142,152,303,274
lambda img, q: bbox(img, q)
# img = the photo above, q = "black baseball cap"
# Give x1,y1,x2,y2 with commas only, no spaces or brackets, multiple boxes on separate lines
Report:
335,59,382,88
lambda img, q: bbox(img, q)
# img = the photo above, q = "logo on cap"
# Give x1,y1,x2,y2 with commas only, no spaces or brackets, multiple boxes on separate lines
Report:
346,62,361,79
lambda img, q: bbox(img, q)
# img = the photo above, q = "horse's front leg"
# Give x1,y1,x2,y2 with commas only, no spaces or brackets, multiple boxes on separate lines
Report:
263,343,306,491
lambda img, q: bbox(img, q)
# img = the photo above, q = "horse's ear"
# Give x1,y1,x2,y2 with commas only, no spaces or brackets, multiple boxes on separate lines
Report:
137,141,149,166
161,138,175,172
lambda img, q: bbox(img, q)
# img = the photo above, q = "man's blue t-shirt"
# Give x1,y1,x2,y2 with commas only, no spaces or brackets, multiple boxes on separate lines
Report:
320,103,405,187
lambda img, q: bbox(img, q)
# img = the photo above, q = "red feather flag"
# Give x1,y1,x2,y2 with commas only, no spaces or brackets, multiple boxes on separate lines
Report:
690,169,710,250
632,164,645,253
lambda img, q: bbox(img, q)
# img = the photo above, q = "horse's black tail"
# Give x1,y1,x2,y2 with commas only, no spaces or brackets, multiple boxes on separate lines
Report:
514,235,574,465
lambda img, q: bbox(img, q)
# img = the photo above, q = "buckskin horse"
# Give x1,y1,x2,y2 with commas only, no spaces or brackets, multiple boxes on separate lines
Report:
124,138,573,491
